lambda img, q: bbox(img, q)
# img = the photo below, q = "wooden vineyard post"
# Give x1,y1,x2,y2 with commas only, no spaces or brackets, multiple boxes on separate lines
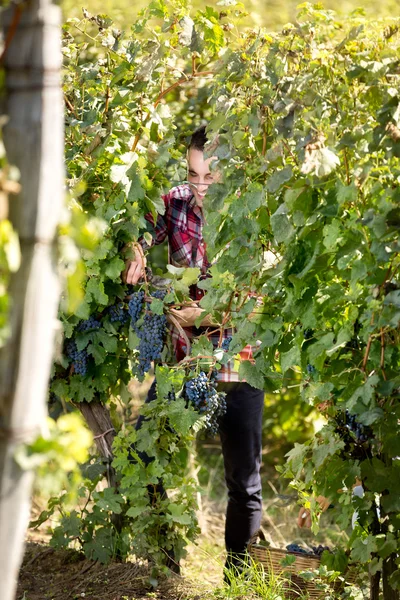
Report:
0,1,63,599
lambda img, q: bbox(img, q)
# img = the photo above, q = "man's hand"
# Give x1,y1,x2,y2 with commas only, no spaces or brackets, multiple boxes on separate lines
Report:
297,496,331,529
167,304,220,327
123,243,146,285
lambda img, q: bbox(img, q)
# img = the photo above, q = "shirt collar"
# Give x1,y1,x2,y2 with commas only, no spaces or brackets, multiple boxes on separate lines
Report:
188,193,203,221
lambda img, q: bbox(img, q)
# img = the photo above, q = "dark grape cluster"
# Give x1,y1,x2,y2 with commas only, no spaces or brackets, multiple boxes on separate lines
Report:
306,363,316,374
286,543,330,557
286,543,310,555
184,371,227,436
336,410,370,444
109,302,129,324
128,290,145,326
127,289,168,376
311,544,330,557
136,312,167,375
65,340,88,375
151,289,167,300
303,328,314,340
221,336,232,351
77,316,102,332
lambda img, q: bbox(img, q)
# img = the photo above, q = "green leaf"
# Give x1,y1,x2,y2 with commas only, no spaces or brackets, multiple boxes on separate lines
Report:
128,327,140,351
336,181,358,205
87,342,106,365
271,204,294,244
83,527,114,563
94,329,118,353
168,503,192,525
60,511,81,537
126,503,149,518
150,298,164,315
347,374,379,410
168,397,199,435
69,377,96,403
92,488,123,514
238,360,264,390
351,535,377,563
377,533,397,559
104,257,125,280
86,278,108,305
280,345,300,373
307,333,335,370
323,219,342,250
358,407,384,426
384,290,400,308
312,436,344,469
267,167,293,194
285,443,308,479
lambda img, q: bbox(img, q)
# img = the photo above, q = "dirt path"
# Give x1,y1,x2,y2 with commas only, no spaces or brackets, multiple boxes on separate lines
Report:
17,541,190,600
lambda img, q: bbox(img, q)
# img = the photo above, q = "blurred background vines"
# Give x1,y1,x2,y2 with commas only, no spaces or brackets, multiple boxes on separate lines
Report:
62,0,400,31
24,0,400,597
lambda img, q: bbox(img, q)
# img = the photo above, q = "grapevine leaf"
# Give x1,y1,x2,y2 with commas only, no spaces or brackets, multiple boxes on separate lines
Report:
285,443,308,479
94,330,118,353
266,167,293,194
377,533,397,559
271,204,294,243
280,345,300,373
312,436,344,469
87,342,106,365
92,488,123,514
238,360,264,390
83,528,113,563
347,374,379,410
168,503,192,525
104,257,125,279
86,278,108,305
150,298,164,315
69,378,96,403
350,535,378,563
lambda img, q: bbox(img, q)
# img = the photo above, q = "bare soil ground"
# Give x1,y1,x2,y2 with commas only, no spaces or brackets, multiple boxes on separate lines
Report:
17,502,227,600
17,541,193,600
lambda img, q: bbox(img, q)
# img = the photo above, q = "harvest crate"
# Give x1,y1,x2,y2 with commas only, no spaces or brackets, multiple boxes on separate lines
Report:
248,530,325,599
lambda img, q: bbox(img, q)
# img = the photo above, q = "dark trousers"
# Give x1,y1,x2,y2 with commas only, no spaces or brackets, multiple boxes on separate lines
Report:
135,379,264,559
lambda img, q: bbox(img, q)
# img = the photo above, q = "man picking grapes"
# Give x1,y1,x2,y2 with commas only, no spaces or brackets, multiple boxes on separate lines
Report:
124,126,264,577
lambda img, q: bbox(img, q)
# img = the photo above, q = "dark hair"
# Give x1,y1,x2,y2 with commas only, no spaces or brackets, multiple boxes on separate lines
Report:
188,125,208,151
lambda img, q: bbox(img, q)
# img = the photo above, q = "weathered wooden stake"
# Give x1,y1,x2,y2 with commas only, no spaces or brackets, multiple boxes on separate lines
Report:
0,1,63,598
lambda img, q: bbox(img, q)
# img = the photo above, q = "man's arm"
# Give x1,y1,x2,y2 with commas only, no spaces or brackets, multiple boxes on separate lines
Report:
167,304,221,327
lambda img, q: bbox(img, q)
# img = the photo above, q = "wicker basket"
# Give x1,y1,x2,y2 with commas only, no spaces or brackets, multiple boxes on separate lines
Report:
248,530,325,599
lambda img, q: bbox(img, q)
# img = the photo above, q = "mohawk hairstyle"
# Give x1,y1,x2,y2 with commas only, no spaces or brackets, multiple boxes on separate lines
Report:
188,125,208,151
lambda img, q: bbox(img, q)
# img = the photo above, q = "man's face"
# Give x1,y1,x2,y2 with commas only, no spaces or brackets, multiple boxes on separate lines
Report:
187,148,219,208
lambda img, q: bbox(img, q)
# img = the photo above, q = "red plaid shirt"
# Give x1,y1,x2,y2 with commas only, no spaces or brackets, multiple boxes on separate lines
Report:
141,184,255,382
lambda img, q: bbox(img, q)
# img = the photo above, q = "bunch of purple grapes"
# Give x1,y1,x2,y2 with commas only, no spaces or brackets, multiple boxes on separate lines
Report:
128,289,168,375
128,290,145,326
343,409,369,443
136,311,167,375
335,409,373,450
221,336,232,351
151,289,167,300
109,302,129,324
65,340,88,375
286,543,330,557
184,371,227,436
311,544,330,557
77,316,102,332
286,543,310,555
